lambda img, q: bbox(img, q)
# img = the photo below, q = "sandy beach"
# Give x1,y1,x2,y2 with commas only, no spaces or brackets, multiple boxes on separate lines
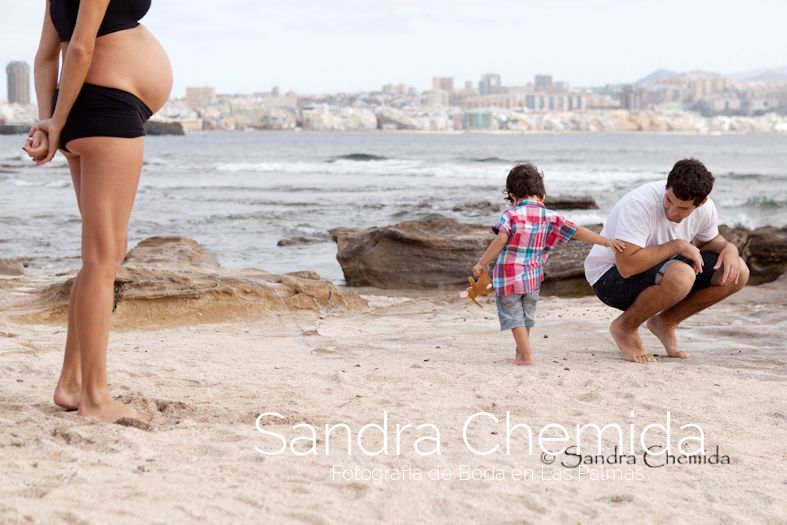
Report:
1,264,785,524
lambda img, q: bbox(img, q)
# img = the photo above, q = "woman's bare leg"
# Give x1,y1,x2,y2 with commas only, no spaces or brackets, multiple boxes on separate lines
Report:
67,136,145,422
53,154,83,410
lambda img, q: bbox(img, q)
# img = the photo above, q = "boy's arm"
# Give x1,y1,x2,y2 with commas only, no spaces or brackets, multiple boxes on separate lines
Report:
473,230,509,276
572,226,626,252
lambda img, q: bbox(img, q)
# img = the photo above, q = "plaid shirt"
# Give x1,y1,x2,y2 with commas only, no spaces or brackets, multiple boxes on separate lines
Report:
491,200,577,295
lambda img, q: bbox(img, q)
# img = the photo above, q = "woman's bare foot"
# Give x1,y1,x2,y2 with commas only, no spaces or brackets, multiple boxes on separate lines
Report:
508,347,535,365
53,379,81,411
77,397,150,423
646,315,689,358
610,316,656,363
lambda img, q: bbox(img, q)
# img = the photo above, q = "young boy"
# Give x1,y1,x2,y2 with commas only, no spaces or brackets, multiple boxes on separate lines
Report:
473,163,625,365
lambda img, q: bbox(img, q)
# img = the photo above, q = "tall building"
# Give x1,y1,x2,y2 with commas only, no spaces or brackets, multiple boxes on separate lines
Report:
534,74,553,92
621,84,643,110
432,77,454,92
479,73,501,96
423,90,450,107
185,86,216,112
6,61,31,104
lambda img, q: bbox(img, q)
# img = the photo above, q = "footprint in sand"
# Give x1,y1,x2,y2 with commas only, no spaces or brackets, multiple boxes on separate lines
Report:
50,427,95,446
17,486,49,499
606,494,635,505
578,392,600,403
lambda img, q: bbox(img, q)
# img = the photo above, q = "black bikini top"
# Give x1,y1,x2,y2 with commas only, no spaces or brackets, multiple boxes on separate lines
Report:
49,0,151,42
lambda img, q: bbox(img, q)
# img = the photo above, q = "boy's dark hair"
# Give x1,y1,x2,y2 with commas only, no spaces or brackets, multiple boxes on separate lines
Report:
666,159,714,206
504,163,546,204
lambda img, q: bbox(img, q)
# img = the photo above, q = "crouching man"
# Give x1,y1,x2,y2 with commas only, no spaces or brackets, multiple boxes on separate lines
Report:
584,159,749,363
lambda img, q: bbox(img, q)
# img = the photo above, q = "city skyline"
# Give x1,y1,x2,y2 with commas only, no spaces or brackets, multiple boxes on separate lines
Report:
1,0,787,100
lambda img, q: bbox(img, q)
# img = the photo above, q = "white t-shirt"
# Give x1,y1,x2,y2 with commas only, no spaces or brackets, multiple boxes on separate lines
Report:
584,181,719,285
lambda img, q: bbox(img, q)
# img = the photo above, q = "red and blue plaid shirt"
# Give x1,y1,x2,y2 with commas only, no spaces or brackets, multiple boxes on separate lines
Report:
491,199,577,296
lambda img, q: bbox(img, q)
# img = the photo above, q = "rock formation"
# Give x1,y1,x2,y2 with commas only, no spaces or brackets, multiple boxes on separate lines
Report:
5,236,366,328
332,218,786,294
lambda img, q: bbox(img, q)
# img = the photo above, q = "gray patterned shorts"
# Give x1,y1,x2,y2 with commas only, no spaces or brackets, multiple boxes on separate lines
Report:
496,291,539,330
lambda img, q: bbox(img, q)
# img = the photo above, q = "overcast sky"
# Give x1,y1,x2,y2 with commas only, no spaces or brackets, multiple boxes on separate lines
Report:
2,0,786,100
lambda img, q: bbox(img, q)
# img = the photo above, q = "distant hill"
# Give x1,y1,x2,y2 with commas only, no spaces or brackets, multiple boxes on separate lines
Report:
636,69,680,85
728,67,787,82
634,68,786,85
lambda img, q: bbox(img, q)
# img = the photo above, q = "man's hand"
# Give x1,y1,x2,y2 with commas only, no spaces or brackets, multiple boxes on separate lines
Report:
472,263,485,278
714,243,740,285
675,240,703,273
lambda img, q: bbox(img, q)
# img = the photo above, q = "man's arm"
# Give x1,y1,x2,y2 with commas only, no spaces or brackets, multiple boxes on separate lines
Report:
695,234,732,253
695,234,741,285
614,239,702,278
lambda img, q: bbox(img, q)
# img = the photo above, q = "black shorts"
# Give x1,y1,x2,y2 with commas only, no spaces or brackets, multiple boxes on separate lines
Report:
592,252,722,311
52,83,153,153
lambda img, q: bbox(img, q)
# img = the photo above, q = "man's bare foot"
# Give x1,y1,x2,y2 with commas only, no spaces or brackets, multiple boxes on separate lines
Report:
647,316,689,358
77,398,150,423
53,380,80,411
610,316,656,363
508,348,534,365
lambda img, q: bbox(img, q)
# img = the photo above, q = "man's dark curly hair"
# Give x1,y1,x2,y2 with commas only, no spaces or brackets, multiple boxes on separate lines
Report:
504,163,546,204
666,159,714,206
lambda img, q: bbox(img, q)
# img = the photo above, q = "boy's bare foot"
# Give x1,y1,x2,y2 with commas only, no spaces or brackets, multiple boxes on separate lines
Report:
53,380,80,411
646,315,689,358
508,348,534,365
508,358,535,365
610,316,656,363
77,398,150,423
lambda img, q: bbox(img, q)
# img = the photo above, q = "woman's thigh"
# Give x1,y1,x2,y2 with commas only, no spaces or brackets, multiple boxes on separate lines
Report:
67,136,145,262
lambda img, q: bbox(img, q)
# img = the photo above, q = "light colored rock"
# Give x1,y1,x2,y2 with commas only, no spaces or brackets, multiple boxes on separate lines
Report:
6,236,366,329
0,258,27,276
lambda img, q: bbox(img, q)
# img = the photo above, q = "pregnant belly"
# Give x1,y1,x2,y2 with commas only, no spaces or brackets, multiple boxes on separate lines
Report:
75,25,173,113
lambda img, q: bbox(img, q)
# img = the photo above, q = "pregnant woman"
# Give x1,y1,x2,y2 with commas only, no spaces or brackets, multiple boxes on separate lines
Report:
23,0,172,422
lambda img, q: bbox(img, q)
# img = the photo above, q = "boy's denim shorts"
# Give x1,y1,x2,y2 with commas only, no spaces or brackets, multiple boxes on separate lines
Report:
496,291,539,331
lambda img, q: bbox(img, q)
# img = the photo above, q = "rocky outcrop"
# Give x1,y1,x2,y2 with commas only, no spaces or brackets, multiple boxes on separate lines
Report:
540,225,602,296
8,236,366,328
0,258,28,276
144,121,185,135
330,218,599,294
452,196,598,215
451,201,502,214
277,233,331,247
544,196,598,210
0,124,29,135
719,225,787,285
331,219,490,290
332,219,787,294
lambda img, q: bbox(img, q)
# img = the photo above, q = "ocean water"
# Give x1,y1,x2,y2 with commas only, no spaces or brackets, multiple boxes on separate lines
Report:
1,131,786,283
